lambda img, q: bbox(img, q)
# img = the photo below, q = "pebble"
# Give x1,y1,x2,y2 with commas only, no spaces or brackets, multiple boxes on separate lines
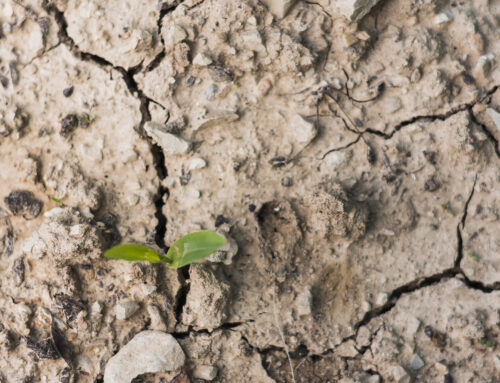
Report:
193,53,213,66
366,375,381,383
103,331,185,383
261,0,297,19
147,305,167,331
376,292,389,306
296,289,312,316
189,157,207,170
390,365,410,383
144,121,191,155
116,301,140,320
204,84,219,100
434,11,453,25
193,365,218,381
411,354,425,370
486,108,500,132
63,86,74,97
435,362,449,375
291,114,317,143
281,176,293,187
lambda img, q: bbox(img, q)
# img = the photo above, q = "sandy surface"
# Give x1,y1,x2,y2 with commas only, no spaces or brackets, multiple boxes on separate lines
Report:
0,0,499,382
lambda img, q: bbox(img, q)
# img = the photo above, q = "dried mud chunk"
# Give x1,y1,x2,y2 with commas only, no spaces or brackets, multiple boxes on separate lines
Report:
60,114,79,137
4,190,43,219
54,293,86,322
25,337,59,360
257,200,301,282
307,183,368,240
22,207,105,264
43,160,102,210
182,264,231,330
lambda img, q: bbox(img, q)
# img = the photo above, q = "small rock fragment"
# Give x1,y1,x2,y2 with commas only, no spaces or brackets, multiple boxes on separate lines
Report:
486,108,500,133
189,158,207,170
147,305,167,331
434,11,453,25
296,289,312,317
4,190,43,219
144,122,191,155
335,0,382,21
116,301,140,320
261,0,297,18
390,365,410,383
336,340,358,358
411,354,425,370
281,176,293,187
204,84,219,101
193,53,213,66
193,365,218,381
376,292,389,306
291,114,316,143
103,331,185,383
63,86,74,97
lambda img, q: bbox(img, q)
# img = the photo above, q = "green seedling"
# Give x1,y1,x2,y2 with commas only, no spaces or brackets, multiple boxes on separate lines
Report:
440,203,456,216
466,251,479,262
104,231,226,268
479,338,494,348
51,197,63,204
78,113,92,125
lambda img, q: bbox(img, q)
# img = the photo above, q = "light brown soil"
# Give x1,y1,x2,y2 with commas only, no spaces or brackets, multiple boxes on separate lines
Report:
0,0,499,382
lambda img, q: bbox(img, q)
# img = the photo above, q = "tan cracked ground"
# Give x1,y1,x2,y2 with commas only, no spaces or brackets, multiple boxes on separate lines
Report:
0,0,499,382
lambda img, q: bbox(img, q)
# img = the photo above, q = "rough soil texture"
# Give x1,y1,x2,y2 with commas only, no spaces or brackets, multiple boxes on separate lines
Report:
0,0,499,382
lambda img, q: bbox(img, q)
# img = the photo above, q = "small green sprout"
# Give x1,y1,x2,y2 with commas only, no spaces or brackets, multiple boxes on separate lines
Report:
479,338,494,348
232,81,240,88
77,113,92,125
466,251,479,262
440,203,456,216
51,197,63,204
104,231,226,268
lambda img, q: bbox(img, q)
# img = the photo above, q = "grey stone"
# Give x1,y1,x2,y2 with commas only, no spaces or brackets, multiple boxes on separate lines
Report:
103,331,185,383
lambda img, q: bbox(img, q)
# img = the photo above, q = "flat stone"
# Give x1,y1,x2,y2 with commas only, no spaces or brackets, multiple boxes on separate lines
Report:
291,114,317,143
193,53,213,66
261,0,297,19
486,108,500,133
103,331,185,383
335,0,382,21
411,354,425,370
116,301,139,320
145,122,191,155
193,365,218,381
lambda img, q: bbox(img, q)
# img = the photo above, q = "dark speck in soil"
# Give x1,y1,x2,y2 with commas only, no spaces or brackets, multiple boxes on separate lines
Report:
249,204,256,212
215,214,230,227
281,176,293,187
63,86,74,97
25,337,60,360
60,114,79,137
4,190,43,219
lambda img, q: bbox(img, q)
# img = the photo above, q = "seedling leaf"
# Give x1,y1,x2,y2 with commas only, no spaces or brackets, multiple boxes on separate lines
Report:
166,231,226,268
104,243,164,263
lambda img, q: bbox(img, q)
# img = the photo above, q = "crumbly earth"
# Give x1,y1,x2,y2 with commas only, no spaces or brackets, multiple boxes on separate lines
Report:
0,0,499,382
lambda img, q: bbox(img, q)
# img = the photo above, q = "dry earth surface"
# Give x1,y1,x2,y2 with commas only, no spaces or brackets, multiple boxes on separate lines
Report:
0,0,500,382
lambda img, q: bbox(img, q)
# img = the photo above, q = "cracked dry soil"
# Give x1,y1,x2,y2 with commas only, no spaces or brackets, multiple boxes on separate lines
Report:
1,0,500,382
